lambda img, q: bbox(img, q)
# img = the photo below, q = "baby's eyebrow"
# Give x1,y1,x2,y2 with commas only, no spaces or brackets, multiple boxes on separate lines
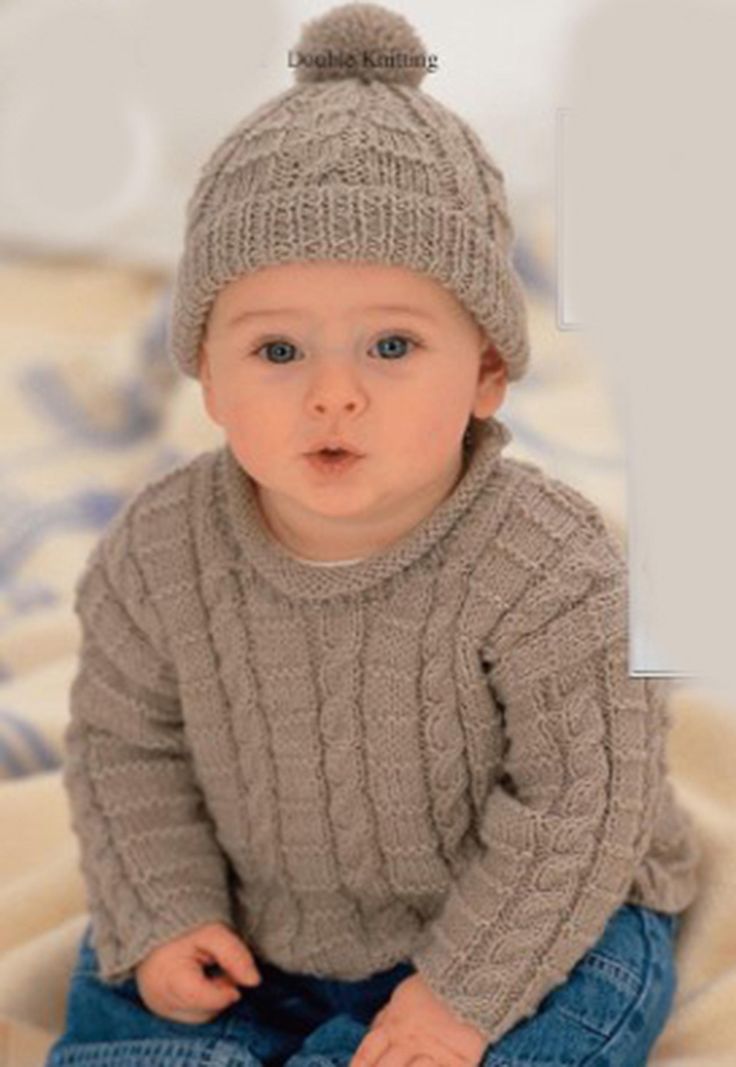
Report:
225,305,436,331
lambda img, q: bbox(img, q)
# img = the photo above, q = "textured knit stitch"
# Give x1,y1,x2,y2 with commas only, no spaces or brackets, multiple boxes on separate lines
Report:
290,556,368,565
62,415,700,1046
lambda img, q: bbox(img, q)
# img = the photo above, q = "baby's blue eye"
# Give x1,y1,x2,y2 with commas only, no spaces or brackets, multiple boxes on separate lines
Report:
260,340,295,364
374,335,413,359
252,334,417,364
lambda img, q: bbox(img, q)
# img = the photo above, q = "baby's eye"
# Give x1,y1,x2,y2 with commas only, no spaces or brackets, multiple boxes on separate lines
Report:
372,334,418,360
253,339,298,364
250,333,419,365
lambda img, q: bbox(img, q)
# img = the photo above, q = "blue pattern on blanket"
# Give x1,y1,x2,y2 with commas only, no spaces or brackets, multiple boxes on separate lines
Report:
0,707,60,776
0,489,126,596
0,283,183,780
17,363,161,446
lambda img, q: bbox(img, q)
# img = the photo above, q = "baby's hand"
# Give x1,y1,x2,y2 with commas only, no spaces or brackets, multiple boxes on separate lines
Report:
135,920,262,1024
350,972,487,1067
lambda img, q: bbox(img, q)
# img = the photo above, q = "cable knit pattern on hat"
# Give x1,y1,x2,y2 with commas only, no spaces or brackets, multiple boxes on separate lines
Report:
62,416,700,1046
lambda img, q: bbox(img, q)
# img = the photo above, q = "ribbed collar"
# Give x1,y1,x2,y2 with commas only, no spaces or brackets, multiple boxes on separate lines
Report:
219,416,512,602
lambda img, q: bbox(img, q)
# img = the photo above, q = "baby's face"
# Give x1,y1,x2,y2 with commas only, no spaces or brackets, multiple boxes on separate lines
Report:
198,260,506,560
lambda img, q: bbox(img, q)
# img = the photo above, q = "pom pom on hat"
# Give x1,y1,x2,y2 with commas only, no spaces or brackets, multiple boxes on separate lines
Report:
292,1,429,88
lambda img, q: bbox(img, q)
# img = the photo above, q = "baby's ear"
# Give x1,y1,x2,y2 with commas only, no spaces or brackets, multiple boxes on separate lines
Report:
479,338,506,380
473,339,508,418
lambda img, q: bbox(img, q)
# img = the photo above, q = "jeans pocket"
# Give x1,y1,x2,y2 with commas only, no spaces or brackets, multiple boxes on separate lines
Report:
555,948,642,1039
556,905,678,1060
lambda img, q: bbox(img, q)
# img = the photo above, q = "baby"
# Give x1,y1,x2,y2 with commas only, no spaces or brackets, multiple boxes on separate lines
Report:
47,4,701,1067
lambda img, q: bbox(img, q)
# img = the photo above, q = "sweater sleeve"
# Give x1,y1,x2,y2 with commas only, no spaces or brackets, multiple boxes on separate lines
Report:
410,512,670,1047
63,513,235,985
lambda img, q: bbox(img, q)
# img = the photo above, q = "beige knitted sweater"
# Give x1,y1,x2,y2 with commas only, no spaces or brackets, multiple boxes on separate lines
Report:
63,415,700,1045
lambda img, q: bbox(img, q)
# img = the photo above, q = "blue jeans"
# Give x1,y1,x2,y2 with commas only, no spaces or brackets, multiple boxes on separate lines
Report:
46,904,680,1067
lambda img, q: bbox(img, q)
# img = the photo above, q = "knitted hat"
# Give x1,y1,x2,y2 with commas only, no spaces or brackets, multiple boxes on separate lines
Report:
167,2,531,383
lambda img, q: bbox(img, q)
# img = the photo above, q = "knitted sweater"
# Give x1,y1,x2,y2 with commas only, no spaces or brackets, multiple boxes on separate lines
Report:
62,415,700,1046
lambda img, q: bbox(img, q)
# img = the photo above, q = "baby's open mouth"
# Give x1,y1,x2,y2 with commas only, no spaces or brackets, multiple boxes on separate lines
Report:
307,443,363,458
305,448,364,472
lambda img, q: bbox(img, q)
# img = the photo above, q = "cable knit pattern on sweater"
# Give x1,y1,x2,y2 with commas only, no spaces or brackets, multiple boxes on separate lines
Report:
62,415,700,1046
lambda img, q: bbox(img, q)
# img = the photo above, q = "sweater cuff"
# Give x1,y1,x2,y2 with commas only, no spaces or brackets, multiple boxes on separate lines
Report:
92,898,236,985
410,932,515,1047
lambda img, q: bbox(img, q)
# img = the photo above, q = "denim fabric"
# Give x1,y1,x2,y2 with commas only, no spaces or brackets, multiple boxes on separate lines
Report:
45,903,680,1067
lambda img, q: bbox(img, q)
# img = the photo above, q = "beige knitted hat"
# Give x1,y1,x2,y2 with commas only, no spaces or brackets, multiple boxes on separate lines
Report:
167,1,531,383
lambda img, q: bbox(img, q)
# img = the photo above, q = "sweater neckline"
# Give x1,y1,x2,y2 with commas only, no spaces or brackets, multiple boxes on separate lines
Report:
219,416,512,601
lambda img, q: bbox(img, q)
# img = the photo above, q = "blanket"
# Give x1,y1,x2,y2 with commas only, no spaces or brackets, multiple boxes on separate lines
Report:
0,214,731,1065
